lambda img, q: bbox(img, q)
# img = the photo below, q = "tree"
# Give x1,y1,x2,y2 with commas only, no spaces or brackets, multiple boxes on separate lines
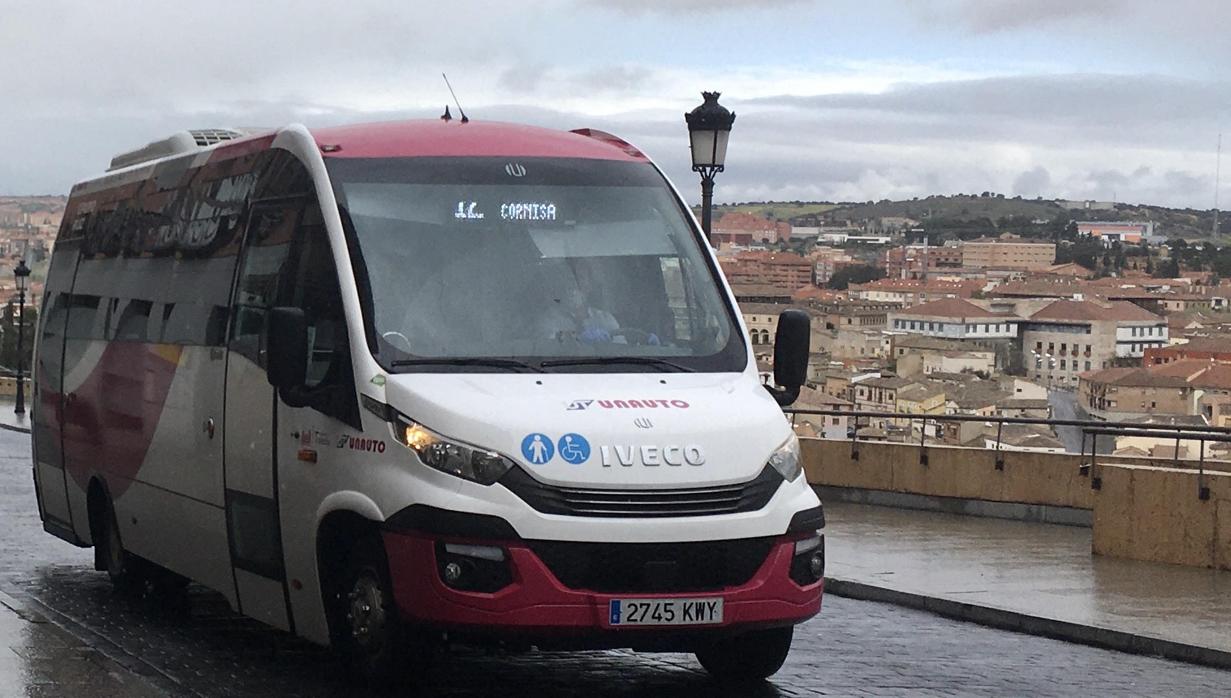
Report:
1058,237,1105,270
827,264,886,290
0,302,36,375
1212,248,1231,278
1153,257,1180,278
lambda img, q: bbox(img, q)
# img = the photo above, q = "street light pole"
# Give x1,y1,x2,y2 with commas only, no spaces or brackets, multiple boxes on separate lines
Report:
699,175,715,242
14,259,30,415
685,92,735,244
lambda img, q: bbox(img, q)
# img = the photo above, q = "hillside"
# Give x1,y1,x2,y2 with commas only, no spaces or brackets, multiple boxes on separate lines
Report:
712,195,1220,240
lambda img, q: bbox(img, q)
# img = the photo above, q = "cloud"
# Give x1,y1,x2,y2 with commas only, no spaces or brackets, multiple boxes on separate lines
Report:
1014,167,1052,197
913,0,1131,34
2,0,1228,211
577,0,807,14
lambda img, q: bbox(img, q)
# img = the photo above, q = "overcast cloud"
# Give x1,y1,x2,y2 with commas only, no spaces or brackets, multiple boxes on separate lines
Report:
1,0,1228,209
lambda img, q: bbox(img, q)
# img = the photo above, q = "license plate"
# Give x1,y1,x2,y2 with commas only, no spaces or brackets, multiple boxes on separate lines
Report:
608,598,723,626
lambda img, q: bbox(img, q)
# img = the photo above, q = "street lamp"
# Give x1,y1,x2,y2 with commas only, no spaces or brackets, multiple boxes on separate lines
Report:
685,91,735,243
13,259,30,415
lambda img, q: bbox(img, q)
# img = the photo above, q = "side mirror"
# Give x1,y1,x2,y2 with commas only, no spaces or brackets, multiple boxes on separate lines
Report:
266,307,308,390
770,309,810,406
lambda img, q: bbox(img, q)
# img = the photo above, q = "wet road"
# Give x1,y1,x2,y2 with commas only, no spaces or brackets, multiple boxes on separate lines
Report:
1049,389,1113,454
3,429,1230,696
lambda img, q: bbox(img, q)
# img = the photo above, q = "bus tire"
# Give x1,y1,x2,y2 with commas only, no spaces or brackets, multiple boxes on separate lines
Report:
336,535,404,685
96,496,146,591
695,627,793,683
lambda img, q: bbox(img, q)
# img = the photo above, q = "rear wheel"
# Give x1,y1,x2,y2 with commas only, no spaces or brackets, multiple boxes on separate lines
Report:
334,536,406,686
96,497,147,591
695,627,794,683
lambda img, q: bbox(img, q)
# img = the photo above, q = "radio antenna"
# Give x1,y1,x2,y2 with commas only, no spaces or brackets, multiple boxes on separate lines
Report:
442,73,469,124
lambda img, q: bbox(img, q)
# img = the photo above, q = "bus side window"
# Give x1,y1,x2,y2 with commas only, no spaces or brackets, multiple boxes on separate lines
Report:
114,299,152,341
230,205,297,366
64,295,101,340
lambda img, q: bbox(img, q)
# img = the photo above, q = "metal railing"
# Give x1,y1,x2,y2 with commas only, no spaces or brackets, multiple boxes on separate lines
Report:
783,408,1219,501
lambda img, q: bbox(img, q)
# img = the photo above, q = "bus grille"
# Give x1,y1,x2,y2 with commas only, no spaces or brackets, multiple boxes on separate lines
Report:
526,538,776,593
498,466,782,518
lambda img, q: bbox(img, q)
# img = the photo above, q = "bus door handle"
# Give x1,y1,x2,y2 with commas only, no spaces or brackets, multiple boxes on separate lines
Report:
204,418,216,439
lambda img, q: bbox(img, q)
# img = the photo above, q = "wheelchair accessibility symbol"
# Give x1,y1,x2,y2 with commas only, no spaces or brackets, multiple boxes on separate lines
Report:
557,433,591,465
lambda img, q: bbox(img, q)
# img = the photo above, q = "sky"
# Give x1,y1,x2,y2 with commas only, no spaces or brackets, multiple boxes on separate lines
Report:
2,0,1230,209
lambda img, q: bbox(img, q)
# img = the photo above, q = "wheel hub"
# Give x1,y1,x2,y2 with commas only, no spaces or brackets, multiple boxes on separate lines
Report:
346,574,386,648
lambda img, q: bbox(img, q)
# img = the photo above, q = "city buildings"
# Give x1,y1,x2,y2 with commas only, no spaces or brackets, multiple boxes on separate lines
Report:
883,243,963,279
720,251,814,291
891,335,996,377
710,211,792,245
1144,337,1231,365
1077,221,1156,245
959,234,1056,271
887,298,1017,341
848,278,984,306
1077,360,1231,421
1023,299,1166,387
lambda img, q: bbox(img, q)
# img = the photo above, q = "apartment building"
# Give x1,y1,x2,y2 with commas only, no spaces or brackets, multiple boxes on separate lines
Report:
1077,359,1231,421
887,298,1018,341
883,244,963,279
960,234,1056,271
1022,299,1166,387
721,251,814,291
1144,337,1231,366
812,300,895,330
849,278,984,306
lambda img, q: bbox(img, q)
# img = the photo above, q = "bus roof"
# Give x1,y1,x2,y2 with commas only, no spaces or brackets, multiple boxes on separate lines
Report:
309,120,649,162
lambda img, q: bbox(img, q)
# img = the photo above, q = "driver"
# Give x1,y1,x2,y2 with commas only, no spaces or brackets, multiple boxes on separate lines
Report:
541,260,622,344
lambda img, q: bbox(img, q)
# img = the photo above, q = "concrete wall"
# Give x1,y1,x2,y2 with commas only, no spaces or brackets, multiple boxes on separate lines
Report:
802,436,1231,570
801,438,1093,510
1092,464,1231,570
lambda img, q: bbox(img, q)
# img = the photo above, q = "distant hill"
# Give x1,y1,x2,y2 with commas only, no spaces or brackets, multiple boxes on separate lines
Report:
710,202,839,220
709,195,1221,240
821,195,1062,225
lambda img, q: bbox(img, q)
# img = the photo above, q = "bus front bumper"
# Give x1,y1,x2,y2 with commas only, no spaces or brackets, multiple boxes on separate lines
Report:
381,529,823,640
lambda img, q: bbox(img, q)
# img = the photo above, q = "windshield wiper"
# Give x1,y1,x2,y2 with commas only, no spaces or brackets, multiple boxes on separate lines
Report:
390,358,544,373
538,357,694,372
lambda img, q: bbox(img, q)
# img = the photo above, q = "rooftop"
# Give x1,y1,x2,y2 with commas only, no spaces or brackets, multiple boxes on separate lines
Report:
1029,299,1160,323
895,297,1015,320
1078,366,1190,388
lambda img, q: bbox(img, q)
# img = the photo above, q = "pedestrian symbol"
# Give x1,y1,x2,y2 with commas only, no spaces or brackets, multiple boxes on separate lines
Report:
557,433,590,464
521,433,554,465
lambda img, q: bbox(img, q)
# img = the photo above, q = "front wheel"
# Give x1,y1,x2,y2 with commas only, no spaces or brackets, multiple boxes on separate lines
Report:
334,536,408,686
695,627,794,683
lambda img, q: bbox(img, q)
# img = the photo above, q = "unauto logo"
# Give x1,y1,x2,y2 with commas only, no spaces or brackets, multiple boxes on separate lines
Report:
505,162,526,177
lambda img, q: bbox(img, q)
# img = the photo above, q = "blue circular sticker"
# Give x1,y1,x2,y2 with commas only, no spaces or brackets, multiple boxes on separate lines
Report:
521,433,554,465
557,433,591,464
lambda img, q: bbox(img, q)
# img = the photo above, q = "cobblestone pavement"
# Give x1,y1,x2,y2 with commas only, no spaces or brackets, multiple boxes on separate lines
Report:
4,431,1231,696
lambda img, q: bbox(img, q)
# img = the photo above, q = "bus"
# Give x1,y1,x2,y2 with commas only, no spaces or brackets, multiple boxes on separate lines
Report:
30,119,825,684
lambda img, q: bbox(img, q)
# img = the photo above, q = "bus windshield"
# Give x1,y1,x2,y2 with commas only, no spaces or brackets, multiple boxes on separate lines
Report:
328,157,745,373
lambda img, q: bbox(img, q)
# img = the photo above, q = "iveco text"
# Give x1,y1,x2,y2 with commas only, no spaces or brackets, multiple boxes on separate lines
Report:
30,118,825,686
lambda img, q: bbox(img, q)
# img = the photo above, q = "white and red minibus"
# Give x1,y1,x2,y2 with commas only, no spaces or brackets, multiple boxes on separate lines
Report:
31,120,824,683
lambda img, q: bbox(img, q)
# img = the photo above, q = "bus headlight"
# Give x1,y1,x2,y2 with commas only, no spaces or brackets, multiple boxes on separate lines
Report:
393,415,514,485
767,435,802,481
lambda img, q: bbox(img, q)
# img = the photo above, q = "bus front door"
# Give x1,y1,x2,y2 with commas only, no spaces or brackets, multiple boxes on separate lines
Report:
223,200,300,631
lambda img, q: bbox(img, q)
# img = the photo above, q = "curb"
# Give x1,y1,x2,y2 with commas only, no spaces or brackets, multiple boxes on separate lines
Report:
826,577,1231,672
11,587,192,696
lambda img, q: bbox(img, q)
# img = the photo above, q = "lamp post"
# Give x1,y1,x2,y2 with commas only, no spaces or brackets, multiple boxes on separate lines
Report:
685,91,735,244
14,259,30,415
